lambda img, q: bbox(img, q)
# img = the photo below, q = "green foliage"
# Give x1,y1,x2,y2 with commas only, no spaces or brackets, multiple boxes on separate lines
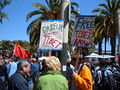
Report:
0,0,12,24
92,0,120,55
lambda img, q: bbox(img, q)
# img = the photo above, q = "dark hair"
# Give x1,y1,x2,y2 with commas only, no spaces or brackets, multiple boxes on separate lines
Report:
17,59,30,70
99,60,106,66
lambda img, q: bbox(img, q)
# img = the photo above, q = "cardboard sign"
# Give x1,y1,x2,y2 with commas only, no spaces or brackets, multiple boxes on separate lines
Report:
39,20,64,51
71,15,95,47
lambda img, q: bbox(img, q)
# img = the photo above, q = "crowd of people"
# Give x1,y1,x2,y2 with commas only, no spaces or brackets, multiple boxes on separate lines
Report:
0,53,120,90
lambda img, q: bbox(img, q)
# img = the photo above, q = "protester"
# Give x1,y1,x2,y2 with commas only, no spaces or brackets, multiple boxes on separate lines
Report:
0,58,7,90
71,54,93,90
66,62,73,90
8,59,31,90
8,57,17,78
30,58,41,83
66,59,76,90
93,62,100,79
94,59,115,90
33,56,68,90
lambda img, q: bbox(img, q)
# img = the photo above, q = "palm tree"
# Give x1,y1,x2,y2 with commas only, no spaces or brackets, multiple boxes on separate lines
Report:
26,0,79,50
92,16,108,55
92,0,120,56
0,0,11,24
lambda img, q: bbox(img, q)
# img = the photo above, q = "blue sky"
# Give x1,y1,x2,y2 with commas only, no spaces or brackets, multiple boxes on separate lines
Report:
0,0,112,50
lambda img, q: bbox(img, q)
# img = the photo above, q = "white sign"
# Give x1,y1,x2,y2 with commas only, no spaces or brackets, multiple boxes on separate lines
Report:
39,20,64,51
70,15,95,47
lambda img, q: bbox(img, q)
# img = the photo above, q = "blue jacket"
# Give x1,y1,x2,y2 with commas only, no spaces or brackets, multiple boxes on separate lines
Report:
8,71,29,90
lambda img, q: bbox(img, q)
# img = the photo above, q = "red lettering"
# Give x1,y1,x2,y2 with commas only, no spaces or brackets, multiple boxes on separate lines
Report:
74,39,79,46
85,41,91,46
43,35,50,44
73,38,91,47
55,40,62,48
43,35,62,48
74,30,93,39
49,38,55,47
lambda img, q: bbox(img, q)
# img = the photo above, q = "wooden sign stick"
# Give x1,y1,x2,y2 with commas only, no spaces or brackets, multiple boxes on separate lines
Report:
75,49,80,68
48,51,52,56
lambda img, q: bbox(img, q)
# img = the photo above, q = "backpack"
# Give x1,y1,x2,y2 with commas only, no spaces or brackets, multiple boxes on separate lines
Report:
95,69,116,90
112,69,120,90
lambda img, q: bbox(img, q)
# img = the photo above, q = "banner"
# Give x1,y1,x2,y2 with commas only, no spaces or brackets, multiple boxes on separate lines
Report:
39,20,64,51
70,15,95,47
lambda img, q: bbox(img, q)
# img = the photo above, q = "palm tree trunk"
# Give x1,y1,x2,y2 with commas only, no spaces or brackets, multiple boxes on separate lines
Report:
111,35,116,56
98,41,102,55
104,37,107,55
110,35,116,63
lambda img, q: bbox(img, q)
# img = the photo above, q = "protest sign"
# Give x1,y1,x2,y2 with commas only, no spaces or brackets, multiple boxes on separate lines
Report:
70,15,95,47
39,20,64,51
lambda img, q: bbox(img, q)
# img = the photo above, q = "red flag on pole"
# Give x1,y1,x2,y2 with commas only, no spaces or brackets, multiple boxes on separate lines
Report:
13,43,30,59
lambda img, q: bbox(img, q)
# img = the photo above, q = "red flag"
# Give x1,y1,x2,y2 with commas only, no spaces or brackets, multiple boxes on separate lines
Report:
13,43,30,59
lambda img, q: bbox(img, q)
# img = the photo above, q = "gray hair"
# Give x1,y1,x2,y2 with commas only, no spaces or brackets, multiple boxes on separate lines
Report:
17,59,30,70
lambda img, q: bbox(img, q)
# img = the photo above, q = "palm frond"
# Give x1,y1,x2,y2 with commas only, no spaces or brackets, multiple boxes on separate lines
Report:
32,3,48,11
26,10,43,21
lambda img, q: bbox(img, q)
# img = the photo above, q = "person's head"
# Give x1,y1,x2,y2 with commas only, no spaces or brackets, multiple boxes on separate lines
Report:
42,56,61,72
99,59,107,67
17,59,31,76
70,54,83,67
10,56,16,62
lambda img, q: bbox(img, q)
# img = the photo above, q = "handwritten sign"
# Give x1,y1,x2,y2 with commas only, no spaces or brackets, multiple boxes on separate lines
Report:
39,20,64,51
70,15,95,47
